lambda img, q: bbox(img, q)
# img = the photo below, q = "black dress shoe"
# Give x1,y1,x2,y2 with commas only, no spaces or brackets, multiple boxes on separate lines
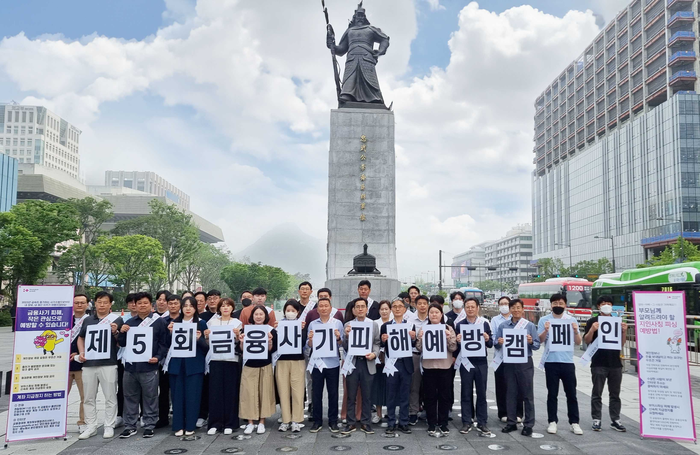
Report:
385,426,396,434
501,424,518,433
521,426,533,436
342,425,356,435
329,424,340,433
309,423,322,433
361,424,374,434
398,425,412,434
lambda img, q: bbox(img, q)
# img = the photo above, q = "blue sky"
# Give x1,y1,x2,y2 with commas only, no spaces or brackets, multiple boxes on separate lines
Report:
0,0,615,282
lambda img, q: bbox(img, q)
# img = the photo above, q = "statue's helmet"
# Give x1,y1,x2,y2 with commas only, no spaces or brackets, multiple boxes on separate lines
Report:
351,1,370,26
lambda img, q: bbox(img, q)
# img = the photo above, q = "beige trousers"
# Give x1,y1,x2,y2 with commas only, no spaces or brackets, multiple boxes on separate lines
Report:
275,359,306,424
69,370,85,425
239,364,276,421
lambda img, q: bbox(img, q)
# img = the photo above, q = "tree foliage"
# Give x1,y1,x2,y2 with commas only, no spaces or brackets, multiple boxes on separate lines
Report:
98,235,166,293
112,200,200,290
220,262,292,301
638,237,700,268
0,212,42,301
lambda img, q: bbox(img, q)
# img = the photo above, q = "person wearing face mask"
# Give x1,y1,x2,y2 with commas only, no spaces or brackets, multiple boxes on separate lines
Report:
537,294,583,436
445,291,465,324
489,297,523,423
583,296,628,433
233,291,253,320
275,300,307,433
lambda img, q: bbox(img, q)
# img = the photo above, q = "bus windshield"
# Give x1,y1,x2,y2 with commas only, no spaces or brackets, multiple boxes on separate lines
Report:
565,285,592,308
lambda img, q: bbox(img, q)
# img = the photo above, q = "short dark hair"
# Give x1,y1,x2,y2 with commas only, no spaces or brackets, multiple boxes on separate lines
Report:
465,297,479,306
207,289,222,297
596,295,613,306
94,291,113,303
416,295,430,305
358,280,372,289
352,297,368,307
252,287,267,296
125,293,136,304
398,291,409,299
134,292,153,303
317,297,331,305
166,294,181,302
240,290,252,298
407,285,420,295
450,291,465,301
194,291,207,300
73,293,89,302
317,287,332,297
156,290,171,300
429,295,445,305
283,299,302,315
298,281,312,290
177,296,200,323
550,293,567,303
509,298,524,309
217,297,236,315
248,305,270,324
181,291,193,298
497,296,511,305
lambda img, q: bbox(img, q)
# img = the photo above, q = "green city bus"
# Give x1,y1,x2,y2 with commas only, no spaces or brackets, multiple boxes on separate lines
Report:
592,262,700,315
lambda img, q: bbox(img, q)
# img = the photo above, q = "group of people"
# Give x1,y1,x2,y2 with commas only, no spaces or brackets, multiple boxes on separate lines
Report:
66,281,629,441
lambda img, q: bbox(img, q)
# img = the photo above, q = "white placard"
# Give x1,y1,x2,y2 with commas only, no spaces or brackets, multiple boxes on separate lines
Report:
460,324,485,358
422,324,448,360
548,319,574,352
634,291,696,441
171,322,197,358
6,285,74,443
243,325,271,361
277,320,303,355
124,327,153,363
311,322,338,359
502,328,528,364
387,323,413,359
597,316,622,350
209,326,237,361
85,324,111,360
347,320,374,357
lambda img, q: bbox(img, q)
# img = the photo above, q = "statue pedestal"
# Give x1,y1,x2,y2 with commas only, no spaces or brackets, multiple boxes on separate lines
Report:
325,275,402,311
326,108,398,282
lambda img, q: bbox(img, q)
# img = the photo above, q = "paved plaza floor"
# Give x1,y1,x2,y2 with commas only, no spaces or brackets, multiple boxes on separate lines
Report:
0,326,699,454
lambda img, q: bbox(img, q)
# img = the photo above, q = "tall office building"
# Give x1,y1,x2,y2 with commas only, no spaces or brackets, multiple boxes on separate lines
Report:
0,104,81,180
451,243,488,286
0,154,18,212
104,171,190,211
532,0,700,271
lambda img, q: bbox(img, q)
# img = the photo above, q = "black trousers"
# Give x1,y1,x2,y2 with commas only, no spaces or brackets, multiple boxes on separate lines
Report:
199,374,209,419
447,367,456,412
423,368,452,428
117,361,124,417
209,361,240,430
494,364,522,419
545,362,579,424
591,366,622,421
460,363,488,426
504,358,535,428
386,362,412,427
158,369,170,425
312,366,339,426
345,358,373,425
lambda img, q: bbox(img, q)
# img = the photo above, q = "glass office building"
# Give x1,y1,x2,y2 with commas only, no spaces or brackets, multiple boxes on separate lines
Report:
532,0,700,270
0,153,18,212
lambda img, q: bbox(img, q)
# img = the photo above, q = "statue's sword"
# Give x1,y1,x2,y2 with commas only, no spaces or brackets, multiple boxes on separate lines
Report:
322,0,342,103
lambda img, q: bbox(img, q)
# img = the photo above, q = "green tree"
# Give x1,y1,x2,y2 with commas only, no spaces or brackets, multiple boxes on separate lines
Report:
198,244,232,292
112,200,200,290
473,280,503,293
568,258,614,277
0,212,42,300
99,235,166,293
64,197,113,292
531,257,566,281
6,201,79,301
638,237,700,268
220,262,292,302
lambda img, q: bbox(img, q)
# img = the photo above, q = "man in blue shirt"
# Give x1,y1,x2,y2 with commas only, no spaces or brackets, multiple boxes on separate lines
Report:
494,298,540,436
538,294,583,435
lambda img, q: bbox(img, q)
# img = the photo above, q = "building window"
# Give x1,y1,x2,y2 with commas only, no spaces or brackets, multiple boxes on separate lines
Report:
12,138,17,146
21,112,26,122
18,158,23,163
27,139,32,146
123,179,133,189
28,126,33,134
19,139,24,146
13,127,17,134
111,178,119,187
28,112,33,123
5,127,9,134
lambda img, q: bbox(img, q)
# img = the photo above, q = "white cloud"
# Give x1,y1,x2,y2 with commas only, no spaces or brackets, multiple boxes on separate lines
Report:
0,0,601,283
424,0,446,12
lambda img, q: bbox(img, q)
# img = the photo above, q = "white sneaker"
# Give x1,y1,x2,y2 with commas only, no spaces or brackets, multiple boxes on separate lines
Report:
174,430,184,437
78,427,97,440
277,417,283,423
500,417,507,423
257,423,266,434
224,428,233,435
291,422,301,433
114,417,124,428
196,418,207,428
207,428,218,435
244,424,255,435
278,423,289,432
547,422,557,434
103,427,114,439
571,423,583,435
516,417,522,423
371,415,380,424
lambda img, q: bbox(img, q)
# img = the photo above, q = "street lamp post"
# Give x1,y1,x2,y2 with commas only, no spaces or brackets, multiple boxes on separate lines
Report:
555,242,573,270
656,217,685,262
594,235,616,272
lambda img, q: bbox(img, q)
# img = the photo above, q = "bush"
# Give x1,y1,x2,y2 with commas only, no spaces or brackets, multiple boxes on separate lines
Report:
0,308,12,327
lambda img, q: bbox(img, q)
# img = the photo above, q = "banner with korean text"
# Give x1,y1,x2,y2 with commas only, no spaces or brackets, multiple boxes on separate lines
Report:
633,291,695,441
6,285,74,443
